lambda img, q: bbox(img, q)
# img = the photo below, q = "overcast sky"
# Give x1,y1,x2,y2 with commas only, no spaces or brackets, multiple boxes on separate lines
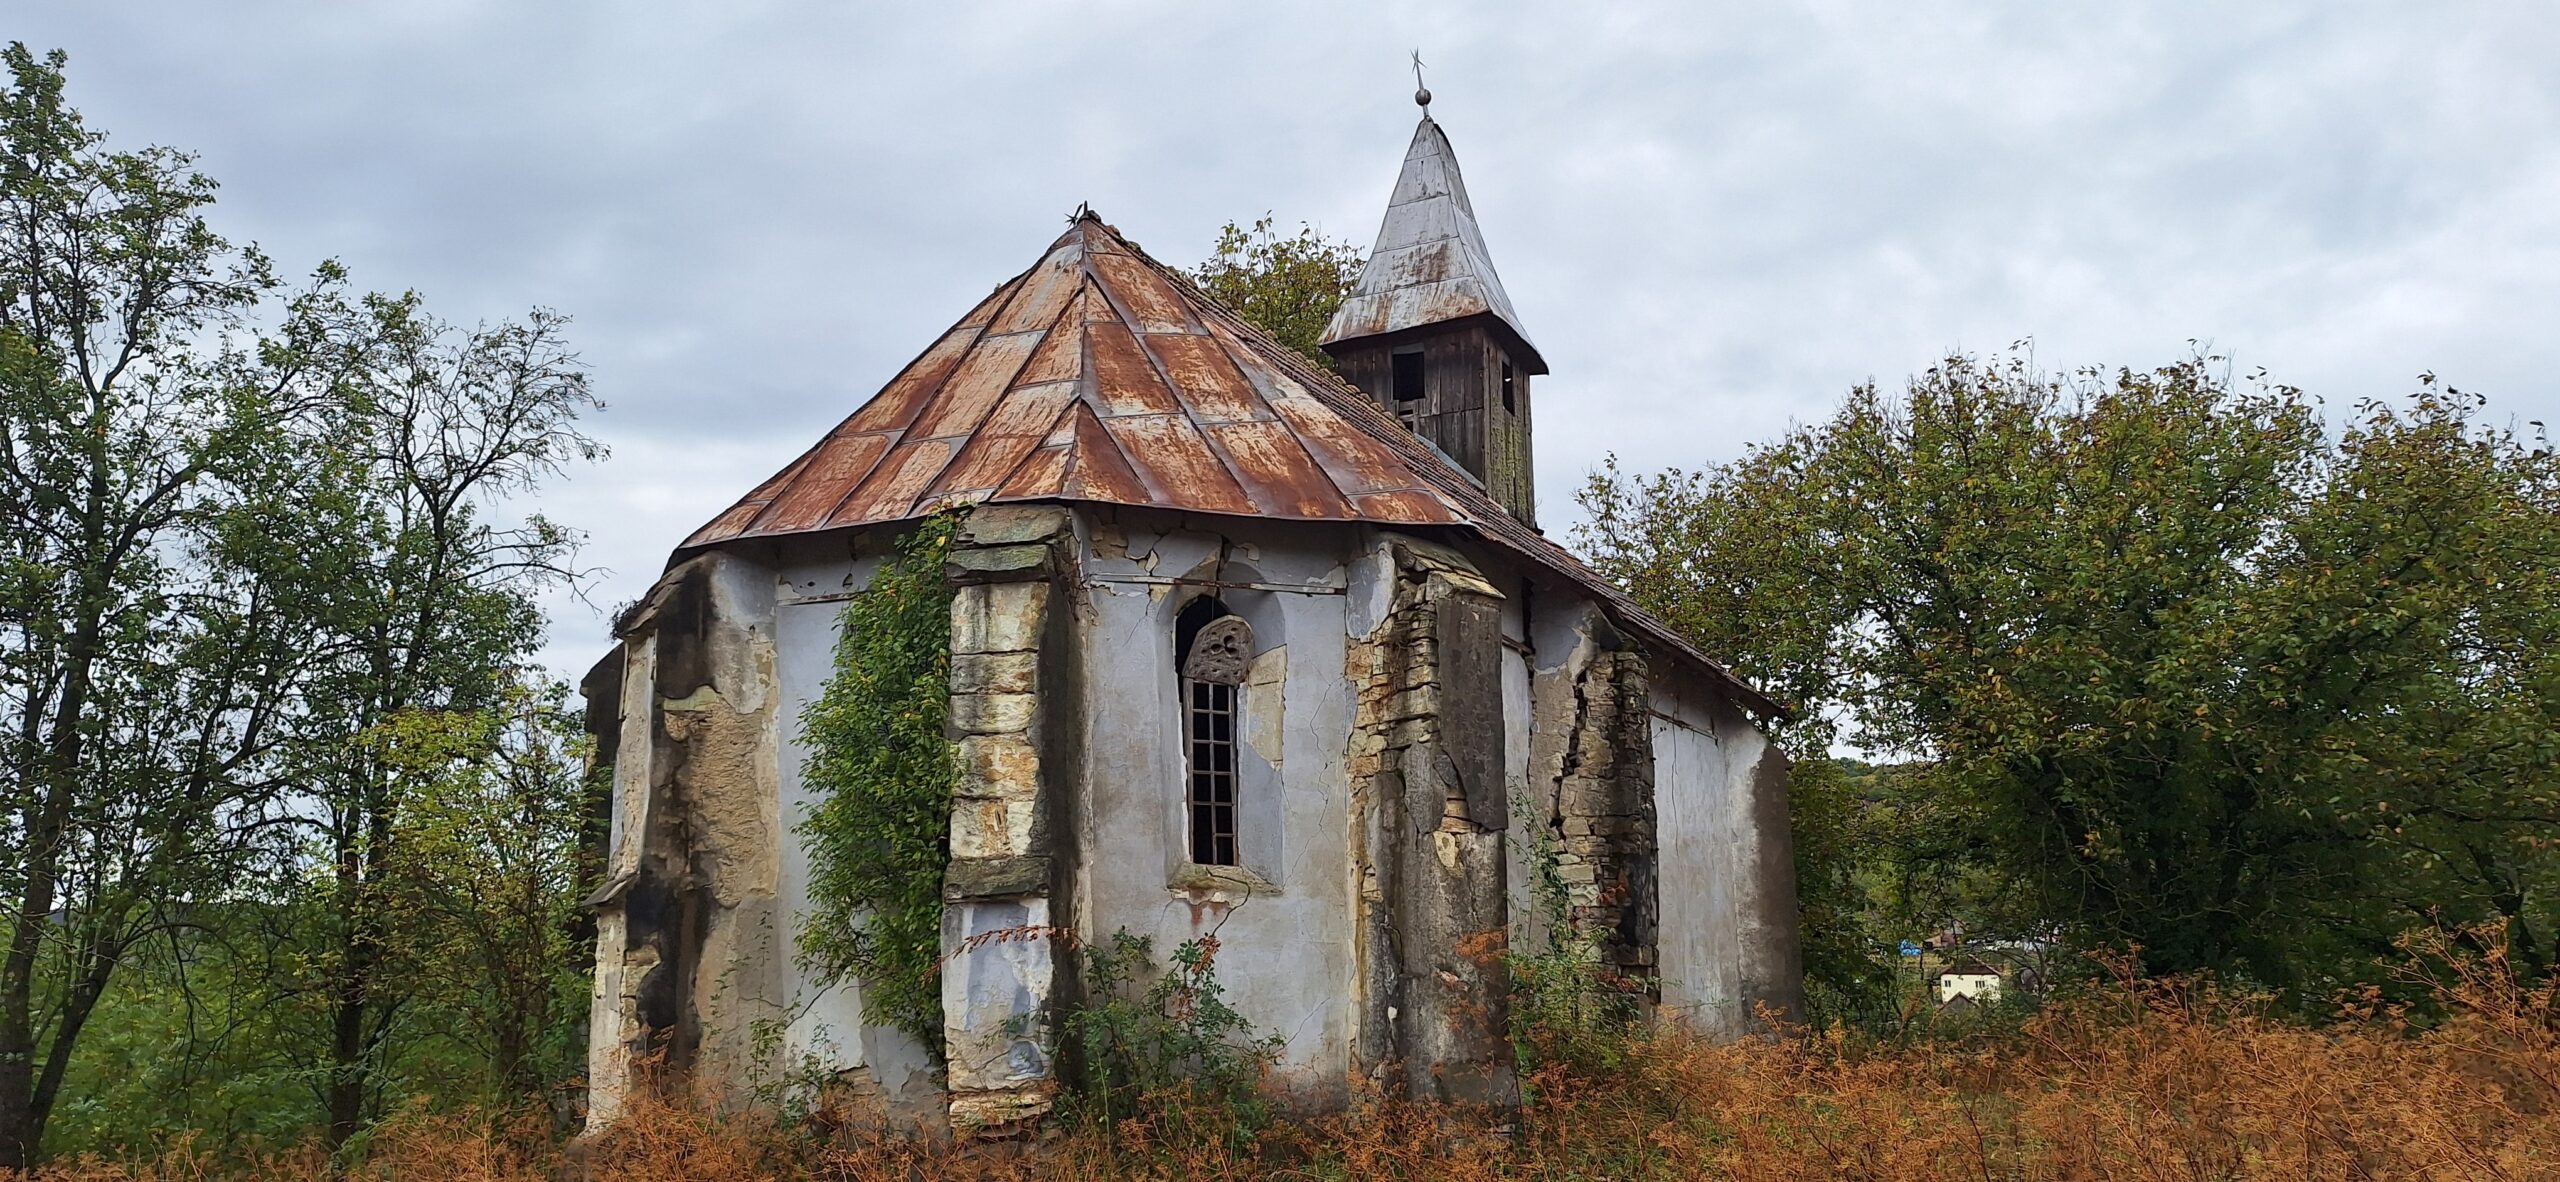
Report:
19,2,2560,678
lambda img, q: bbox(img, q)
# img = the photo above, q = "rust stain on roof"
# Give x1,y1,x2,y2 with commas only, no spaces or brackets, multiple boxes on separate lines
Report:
677,212,1779,717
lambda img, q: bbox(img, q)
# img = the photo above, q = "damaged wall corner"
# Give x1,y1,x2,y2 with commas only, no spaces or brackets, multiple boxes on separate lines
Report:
1346,535,1516,1106
1524,598,1661,995
583,549,787,1128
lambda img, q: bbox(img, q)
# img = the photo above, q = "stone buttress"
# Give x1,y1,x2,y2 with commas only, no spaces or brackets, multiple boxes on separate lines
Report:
1527,603,1662,995
1347,537,1517,1105
938,506,1082,1131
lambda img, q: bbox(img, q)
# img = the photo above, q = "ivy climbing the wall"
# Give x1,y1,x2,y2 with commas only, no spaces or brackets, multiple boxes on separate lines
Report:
797,513,961,1052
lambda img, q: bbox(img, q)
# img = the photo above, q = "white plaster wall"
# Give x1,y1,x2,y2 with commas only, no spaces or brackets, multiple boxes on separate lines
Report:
1070,507,1359,1095
1652,680,1764,1035
767,535,942,1105
729,511,1788,1111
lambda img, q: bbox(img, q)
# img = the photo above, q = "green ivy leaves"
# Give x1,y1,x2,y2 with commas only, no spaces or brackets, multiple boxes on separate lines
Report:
796,514,961,1052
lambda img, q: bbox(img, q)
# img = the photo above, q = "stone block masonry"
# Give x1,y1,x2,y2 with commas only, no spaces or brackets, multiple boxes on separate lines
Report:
939,505,1080,1133
1527,606,1661,993
1346,537,1517,1105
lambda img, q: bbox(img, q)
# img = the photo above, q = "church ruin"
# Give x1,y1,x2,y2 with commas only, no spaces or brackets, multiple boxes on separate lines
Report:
580,108,1803,1131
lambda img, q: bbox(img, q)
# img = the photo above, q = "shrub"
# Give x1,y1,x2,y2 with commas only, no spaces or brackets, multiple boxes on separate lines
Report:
19,927,2560,1180
1057,930,1282,1152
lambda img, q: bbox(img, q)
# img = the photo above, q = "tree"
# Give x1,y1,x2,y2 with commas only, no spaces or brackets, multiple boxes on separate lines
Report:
0,45,600,1162
368,679,600,1113
0,43,366,1167
1188,215,1363,364
1577,352,2560,1000
264,297,598,1147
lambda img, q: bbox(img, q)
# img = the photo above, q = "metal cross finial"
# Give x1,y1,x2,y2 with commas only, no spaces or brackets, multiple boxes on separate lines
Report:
1411,50,1431,111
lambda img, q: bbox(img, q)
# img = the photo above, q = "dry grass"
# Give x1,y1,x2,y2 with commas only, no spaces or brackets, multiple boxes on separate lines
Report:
22,937,2560,1181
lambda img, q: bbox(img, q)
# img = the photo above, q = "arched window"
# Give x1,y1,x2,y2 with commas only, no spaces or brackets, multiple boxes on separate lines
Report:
1175,596,1251,866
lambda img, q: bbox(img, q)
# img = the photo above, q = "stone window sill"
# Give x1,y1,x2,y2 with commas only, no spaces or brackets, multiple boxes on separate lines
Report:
1167,862,1280,898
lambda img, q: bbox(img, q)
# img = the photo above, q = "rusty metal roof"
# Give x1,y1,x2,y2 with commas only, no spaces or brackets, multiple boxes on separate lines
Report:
678,213,1779,717
1319,117,1546,374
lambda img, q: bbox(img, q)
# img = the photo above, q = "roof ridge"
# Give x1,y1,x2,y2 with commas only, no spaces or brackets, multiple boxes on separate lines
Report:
674,214,1779,718
975,282,1098,502
1100,222,1780,717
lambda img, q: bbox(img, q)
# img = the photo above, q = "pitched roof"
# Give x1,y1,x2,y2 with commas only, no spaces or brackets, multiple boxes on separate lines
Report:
678,213,1778,717
1320,117,1546,374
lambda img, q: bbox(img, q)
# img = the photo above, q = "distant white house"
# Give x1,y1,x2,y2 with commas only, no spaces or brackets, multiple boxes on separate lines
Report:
1935,960,2003,1005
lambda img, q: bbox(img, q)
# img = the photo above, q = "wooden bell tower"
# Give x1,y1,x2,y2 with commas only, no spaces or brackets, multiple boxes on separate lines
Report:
1322,107,1548,525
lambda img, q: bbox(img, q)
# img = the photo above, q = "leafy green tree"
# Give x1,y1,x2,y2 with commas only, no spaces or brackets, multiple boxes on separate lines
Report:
1779,757,1900,1025
0,43,369,1167
1578,352,2560,1000
367,679,599,1114
263,298,598,1148
0,44,600,1161
1188,215,1363,364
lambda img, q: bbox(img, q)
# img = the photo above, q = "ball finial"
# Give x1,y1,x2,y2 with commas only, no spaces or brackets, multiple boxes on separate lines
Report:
1415,85,1432,108
1410,50,1431,112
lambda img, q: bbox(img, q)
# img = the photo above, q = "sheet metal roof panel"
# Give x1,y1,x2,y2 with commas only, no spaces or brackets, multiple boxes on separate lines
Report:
1056,402,1153,505
672,212,1779,717
953,274,1025,330
927,381,1080,498
1012,295,1089,385
750,431,892,536
1374,194,1459,252
987,242,1085,335
1084,317,1184,418
1388,120,1472,212
1348,489,1461,524
845,325,982,434
906,330,1043,440
1089,248,1196,335
996,442,1072,500
831,437,960,526
1098,412,1256,515
688,501,767,546
1142,332,1269,426
1201,418,1354,519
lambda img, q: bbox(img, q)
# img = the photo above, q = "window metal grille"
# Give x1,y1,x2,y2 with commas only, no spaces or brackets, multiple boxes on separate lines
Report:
1185,677,1238,865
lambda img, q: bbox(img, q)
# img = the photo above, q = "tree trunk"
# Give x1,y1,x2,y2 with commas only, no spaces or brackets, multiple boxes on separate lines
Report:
326,984,368,1149
324,766,399,1151
0,808,57,1169
0,583,104,1169
0,1013,34,1171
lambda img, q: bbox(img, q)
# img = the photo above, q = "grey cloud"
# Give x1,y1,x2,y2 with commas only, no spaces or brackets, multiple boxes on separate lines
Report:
17,1,2558,679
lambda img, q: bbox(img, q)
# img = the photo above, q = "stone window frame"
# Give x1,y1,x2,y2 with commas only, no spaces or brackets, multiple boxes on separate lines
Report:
1176,596,1242,867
